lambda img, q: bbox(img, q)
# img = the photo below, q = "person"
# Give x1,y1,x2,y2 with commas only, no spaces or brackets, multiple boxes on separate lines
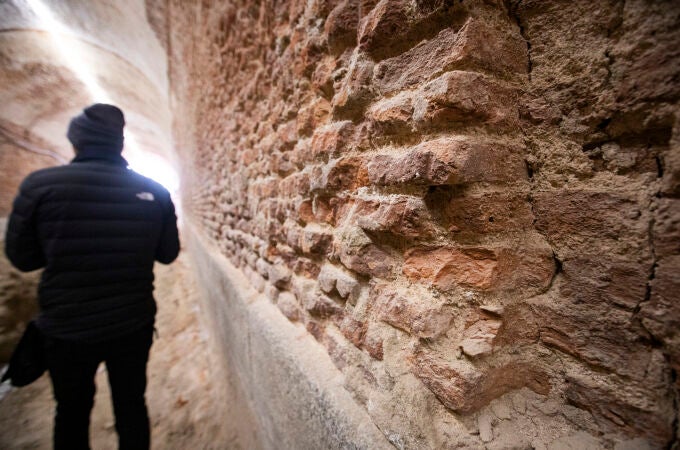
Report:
4,103,180,450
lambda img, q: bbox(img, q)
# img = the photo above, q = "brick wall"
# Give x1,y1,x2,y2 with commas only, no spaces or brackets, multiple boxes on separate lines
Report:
160,0,680,447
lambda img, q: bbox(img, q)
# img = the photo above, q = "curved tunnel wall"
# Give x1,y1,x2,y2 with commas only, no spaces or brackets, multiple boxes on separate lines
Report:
0,0,678,448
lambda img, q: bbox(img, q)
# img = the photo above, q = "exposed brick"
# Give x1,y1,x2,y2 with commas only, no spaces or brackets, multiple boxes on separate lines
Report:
367,137,527,186
374,286,453,338
318,264,361,301
303,292,345,319
403,242,555,293
354,196,436,238
414,71,519,129
652,198,680,259
332,51,376,118
374,18,527,95
311,55,337,99
559,257,648,310
325,0,359,54
425,190,534,234
339,316,367,349
565,367,674,449
411,349,550,414
311,156,369,192
357,0,410,57
535,298,656,381
404,246,498,290
459,319,502,358
336,227,394,277
296,98,331,136
277,291,302,322
366,91,415,136
640,255,680,368
310,120,355,160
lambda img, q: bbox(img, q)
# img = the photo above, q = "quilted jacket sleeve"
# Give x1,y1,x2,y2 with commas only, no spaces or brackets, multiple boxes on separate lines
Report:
5,176,46,272
155,190,180,264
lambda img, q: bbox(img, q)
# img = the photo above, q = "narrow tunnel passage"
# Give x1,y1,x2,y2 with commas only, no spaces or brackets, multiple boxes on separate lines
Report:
1,0,679,449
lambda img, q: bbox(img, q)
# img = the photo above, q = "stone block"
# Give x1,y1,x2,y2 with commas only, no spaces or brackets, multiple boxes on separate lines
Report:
403,242,554,293
410,349,550,414
374,285,453,338
332,51,375,118
414,71,519,129
426,189,534,234
311,156,369,192
354,196,436,238
374,18,526,95
460,319,502,358
367,137,526,186
336,227,394,277
310,120,355,161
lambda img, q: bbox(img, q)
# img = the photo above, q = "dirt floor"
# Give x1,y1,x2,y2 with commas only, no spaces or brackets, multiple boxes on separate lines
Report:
0,253,246,449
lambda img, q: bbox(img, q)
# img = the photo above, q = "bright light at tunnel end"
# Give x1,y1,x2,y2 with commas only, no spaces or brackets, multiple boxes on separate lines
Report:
125,145,180,194
25,0,180,195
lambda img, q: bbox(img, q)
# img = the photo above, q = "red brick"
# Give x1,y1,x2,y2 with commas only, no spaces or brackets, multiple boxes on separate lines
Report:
459,319,502,358
277,291,302,322
366,92,415,136
367,137,527,186
312,55,337,99
640,255,680,368
410,349,550,414
296,98,331,136
652,198,680,259
357,0,409,57
311,156,369,192
565,369,674,449
302,292,345,319
426,190,534,234
559,257,648,310
331,51,375,118
336,227,394,277
415,71,519,129
354,196,436,238
324,0,359,54
310,121,355,161
374,286,453,338
404,242,555,293
318,264,360,301
374,18,527,95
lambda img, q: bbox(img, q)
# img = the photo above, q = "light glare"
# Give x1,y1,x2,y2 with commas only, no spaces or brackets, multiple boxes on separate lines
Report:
24,0,179,193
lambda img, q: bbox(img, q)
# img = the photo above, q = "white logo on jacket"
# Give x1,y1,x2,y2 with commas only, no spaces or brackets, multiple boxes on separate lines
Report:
136,192,155,201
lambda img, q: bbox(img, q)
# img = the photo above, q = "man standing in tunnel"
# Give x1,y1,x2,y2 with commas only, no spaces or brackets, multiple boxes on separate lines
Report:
4,104,180,450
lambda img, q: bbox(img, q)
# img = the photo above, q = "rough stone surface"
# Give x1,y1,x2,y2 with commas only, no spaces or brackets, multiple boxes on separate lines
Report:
107,0,680,447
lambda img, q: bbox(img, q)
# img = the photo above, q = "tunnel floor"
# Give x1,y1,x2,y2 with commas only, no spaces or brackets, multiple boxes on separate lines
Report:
0,253,243,449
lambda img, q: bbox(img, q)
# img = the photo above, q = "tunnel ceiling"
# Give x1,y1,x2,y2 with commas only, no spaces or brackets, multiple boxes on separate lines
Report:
0,0,172,163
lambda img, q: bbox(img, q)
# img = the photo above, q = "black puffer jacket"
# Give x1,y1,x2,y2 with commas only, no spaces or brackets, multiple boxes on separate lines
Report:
5,148,179,342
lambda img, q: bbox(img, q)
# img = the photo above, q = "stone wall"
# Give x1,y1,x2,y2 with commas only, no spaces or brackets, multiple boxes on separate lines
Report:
162,0,679,448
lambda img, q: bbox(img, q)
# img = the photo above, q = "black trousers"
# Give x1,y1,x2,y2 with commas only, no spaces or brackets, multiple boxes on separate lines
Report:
45,325,154,450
